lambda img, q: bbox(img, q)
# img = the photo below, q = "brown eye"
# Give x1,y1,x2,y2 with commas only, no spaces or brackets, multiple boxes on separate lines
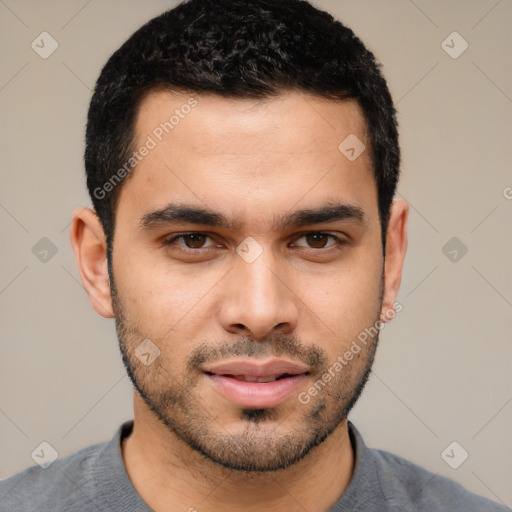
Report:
305,233,330,248
180,233,208,248
293,232,340,249
164,233,216,249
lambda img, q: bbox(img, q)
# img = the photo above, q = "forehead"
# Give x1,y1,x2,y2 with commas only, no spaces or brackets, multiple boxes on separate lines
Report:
135,89,369,155
116,90,377,230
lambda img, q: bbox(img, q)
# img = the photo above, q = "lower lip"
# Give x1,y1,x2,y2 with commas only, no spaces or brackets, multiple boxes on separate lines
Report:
205,373,308,408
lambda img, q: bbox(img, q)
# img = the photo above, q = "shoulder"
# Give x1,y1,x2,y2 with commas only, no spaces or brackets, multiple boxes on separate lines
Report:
0,440,107,512
371,447,509,511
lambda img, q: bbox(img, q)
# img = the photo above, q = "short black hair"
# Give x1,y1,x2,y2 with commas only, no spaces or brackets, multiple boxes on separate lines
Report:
85,0,400,263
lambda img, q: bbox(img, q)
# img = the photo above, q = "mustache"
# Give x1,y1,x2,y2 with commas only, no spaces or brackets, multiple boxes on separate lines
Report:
186,333,328,373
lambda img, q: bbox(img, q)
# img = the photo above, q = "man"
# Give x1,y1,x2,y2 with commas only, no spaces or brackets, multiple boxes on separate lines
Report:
0,0,507,510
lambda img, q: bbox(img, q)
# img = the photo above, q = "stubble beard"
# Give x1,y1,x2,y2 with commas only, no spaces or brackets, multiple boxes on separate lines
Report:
110,276,380,473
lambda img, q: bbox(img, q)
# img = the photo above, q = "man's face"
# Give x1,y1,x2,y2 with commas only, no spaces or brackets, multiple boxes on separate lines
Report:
111,91,385,471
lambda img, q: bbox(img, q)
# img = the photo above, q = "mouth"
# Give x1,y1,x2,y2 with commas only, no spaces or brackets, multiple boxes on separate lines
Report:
202,359,310,408
204,372,303,382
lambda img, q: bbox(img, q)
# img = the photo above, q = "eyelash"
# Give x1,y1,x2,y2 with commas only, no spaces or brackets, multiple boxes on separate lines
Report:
162,231,347,251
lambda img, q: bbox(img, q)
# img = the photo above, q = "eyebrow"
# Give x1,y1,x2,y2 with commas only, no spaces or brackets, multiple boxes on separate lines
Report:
139,202,366,232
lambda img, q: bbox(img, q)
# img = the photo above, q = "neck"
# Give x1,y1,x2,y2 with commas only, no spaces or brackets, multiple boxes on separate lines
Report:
122,394,355,512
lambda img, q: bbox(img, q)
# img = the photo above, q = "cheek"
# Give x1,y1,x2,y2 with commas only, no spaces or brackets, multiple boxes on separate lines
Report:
113,246,221,336
298,255,382,353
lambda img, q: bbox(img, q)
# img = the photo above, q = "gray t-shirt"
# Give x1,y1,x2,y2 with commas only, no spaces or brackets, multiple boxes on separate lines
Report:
0,420,508,511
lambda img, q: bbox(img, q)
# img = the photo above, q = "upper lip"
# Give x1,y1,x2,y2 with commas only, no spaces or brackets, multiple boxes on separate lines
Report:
202,358,310,377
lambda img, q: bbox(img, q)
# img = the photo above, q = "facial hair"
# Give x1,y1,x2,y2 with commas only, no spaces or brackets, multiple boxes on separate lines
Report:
110,274,381,472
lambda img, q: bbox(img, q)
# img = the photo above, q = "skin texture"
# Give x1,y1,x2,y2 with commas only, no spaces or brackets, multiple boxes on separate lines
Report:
70,90,408,512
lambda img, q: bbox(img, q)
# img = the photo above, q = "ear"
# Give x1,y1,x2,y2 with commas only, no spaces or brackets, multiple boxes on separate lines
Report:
380,199,408,321
69,207,114,318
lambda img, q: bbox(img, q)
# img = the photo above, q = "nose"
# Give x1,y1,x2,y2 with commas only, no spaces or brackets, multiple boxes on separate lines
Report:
218,249,300,340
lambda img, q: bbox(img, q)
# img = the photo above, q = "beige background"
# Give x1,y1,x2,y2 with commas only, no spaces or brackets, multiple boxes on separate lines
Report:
1,0,511,507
